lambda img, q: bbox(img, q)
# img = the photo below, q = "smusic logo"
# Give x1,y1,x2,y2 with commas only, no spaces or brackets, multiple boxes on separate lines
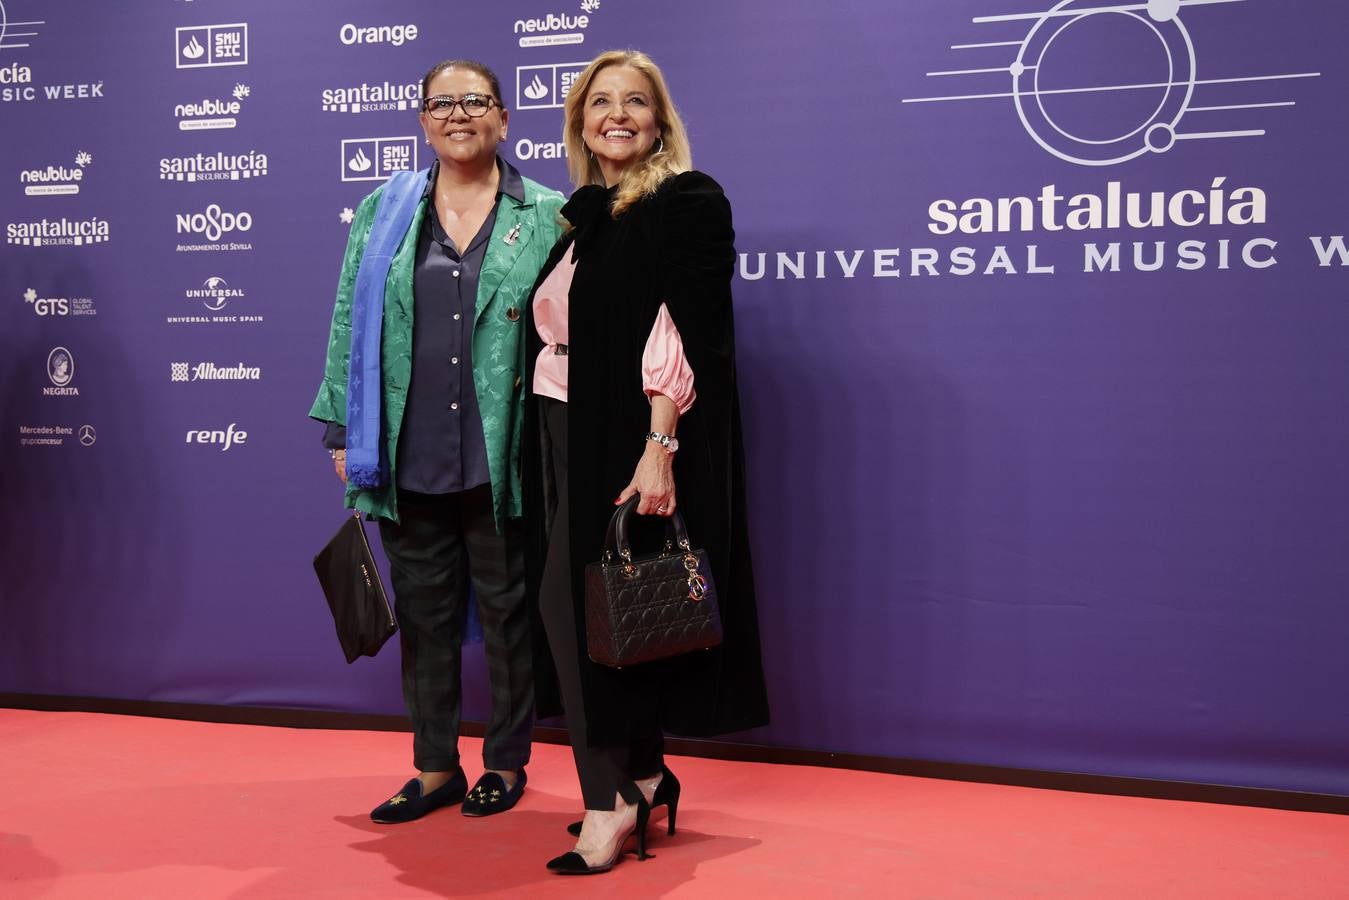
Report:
176,23,248,69
341,137,417,182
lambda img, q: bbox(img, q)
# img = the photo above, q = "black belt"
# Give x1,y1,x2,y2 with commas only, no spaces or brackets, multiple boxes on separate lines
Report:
554,343,568,356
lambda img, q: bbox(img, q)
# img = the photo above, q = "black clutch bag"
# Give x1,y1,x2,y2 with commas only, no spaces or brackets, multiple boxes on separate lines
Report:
584,495,723,668
313,513,396,664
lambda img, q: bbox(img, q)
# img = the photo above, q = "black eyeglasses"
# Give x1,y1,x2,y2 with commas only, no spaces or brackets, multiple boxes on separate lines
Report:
423,94,498,119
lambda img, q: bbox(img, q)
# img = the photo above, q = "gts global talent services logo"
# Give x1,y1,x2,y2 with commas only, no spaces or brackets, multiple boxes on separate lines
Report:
24,286,96,317
175,83,250,131
176,23,248,69
159,149,268,182
342,137,417,182
20,151,92,196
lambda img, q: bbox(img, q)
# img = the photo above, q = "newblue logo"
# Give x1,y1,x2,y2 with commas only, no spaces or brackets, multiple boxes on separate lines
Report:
513,11,590,48
176,23,248,69
20,151,91,196
175,84,249,131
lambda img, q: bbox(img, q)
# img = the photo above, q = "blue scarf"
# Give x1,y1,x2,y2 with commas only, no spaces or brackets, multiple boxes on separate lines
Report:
345,168,428,489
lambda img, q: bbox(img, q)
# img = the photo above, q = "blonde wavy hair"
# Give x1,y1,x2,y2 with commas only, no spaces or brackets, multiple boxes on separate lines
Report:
563,50,692,217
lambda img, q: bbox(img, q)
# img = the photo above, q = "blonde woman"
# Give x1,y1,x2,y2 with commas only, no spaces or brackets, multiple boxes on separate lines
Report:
522,50,769,874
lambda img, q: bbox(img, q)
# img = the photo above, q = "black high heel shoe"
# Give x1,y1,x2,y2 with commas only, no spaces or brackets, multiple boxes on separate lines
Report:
547,785,652,875
566,765,680,837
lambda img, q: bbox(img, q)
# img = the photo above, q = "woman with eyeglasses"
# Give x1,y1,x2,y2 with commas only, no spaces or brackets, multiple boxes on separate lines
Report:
523,49,770,875
310,59,564,824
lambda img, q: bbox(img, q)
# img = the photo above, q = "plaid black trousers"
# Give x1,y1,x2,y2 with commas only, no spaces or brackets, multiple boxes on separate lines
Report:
377,484,533,773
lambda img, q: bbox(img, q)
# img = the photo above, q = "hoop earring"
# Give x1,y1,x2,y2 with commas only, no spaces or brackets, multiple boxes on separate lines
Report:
655,136,665,154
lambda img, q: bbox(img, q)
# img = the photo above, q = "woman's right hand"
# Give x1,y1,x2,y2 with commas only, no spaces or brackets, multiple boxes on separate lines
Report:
332,449,348,484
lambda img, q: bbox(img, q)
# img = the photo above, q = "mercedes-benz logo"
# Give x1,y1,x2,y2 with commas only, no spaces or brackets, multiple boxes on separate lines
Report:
79,424,97,447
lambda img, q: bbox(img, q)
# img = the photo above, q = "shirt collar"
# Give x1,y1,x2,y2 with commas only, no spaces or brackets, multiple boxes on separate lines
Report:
422,156,525,203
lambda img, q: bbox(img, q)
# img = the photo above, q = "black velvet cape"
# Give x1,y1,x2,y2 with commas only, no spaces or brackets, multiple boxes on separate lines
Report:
523,171,770,745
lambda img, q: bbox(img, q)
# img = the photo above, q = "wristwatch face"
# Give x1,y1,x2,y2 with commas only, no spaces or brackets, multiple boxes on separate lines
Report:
666,437,679,452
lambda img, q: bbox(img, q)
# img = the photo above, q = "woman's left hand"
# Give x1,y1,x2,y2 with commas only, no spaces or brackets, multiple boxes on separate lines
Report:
616,443,676,516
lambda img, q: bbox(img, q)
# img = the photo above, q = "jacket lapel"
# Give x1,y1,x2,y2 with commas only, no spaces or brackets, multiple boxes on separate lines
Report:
476,194,536,324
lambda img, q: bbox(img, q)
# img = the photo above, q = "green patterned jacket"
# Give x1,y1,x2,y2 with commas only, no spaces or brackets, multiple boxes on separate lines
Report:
310,165,565,528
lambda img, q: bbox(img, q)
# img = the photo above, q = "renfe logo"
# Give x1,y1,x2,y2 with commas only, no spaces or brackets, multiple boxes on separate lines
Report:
186,423,248,450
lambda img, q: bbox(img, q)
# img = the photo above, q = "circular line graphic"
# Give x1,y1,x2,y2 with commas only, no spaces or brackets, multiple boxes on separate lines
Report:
1012,0,1197,166
1032,10,1174,147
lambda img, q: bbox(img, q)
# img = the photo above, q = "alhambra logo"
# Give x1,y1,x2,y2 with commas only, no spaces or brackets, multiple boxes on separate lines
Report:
175,84,250,131
7,216,110,247
159,150,268,182
321,79,420,114
171,362,262,382
20,151,91,196
904,0,1321,166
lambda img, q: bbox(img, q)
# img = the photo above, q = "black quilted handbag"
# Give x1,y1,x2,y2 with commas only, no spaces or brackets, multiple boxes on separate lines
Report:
584,494,723,668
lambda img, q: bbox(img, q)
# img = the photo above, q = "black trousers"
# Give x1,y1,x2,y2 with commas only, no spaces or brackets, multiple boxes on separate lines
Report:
538,398,664,809
378,484,533,773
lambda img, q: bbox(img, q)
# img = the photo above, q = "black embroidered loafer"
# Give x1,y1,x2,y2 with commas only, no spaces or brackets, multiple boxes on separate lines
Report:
370,769,467,824
461,769,527,817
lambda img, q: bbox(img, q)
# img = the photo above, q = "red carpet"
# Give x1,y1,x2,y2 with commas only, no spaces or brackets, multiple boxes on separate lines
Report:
1,709,1345,898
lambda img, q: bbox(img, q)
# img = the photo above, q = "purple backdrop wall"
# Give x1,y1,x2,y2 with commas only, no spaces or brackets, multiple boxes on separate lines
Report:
2,0,1346,795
